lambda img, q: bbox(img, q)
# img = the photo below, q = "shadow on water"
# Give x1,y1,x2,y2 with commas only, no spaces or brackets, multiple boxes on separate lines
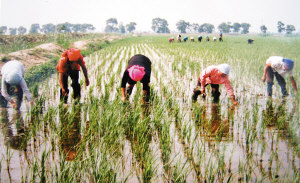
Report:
59,103,82,161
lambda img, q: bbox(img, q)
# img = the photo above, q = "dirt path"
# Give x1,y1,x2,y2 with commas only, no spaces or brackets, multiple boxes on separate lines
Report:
0,34,124,72
0,43,64,71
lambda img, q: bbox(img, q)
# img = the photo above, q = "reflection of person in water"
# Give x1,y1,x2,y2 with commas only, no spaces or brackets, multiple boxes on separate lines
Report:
207,104,230,138
193,104,234,139
263,99,287,129
0,108,27,150
59,104,81,161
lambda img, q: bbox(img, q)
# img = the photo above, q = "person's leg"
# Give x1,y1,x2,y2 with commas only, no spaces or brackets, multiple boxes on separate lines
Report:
15,85,23,110
60,74,69,103
70,70,81,100
126,84,135,100
0,92,8,107
274,72,288,97
266,67,274,97
211,84,220,103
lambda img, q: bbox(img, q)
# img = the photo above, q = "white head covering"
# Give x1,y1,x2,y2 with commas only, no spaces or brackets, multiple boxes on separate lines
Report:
217,64,230,75
5,72,22,85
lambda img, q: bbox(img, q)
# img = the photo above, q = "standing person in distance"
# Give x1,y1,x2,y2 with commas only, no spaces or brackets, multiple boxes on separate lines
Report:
262,56,297,98
192,63,238,105
121,54,151,103
1,60,34,109
56,48,90,103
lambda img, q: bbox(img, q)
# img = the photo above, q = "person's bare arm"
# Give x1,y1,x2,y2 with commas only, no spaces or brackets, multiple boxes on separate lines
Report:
121,87,126,101
262,63,271,82
59,73,67,96
290,76,298,93
79,61,89,86
231,95,238,105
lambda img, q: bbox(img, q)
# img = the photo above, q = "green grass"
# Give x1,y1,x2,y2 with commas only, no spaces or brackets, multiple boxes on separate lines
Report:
0,34,299,182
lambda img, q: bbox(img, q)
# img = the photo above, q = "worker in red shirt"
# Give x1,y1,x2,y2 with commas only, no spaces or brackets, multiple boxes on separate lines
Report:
56,48,89,103
192,64,238,105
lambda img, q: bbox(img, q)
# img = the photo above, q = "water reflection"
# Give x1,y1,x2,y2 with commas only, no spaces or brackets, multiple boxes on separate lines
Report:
0,108,27,150
59,104,81,161
263,99,287,130
193,104,235,141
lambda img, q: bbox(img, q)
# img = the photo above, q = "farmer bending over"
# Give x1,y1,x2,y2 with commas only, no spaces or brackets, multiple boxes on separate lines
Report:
1,60,33,109
192,64,238,105
198,35,202,42
262,56,297,97
56,48,89,103
121,54,151,103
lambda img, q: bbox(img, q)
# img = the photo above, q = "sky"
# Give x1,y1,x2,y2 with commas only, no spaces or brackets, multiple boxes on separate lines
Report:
1,0,300,33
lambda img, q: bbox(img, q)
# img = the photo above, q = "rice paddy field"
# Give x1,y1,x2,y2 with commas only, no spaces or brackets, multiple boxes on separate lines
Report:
0,35,299,182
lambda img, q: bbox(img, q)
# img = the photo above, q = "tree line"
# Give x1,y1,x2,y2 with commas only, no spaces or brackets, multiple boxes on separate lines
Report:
0,22,95,35
0,19,297,35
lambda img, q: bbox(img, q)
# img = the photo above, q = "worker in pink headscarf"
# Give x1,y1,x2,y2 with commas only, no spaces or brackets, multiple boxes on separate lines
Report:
121,54,152,102
192,63,238,105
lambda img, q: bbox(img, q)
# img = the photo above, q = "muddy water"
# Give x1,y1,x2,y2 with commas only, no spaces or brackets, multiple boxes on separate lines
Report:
0,43,299,182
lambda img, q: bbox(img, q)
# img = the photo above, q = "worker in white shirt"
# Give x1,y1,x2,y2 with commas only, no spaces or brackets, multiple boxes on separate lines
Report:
262,56,297,97
1,60,34,109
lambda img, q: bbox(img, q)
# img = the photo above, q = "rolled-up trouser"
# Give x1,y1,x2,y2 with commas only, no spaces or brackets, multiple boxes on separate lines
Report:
60,70,81,103
192,80,221,103
266,67,288,97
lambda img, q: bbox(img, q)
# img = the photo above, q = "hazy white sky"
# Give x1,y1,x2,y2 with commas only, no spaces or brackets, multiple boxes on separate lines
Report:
1,0,300,33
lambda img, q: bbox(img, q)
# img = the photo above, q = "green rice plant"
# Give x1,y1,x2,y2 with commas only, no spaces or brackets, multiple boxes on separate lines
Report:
172,159,188,183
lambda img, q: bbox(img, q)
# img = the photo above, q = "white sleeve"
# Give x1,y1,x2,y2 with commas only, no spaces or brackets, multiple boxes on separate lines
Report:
1,77,11,102
19,78,33,102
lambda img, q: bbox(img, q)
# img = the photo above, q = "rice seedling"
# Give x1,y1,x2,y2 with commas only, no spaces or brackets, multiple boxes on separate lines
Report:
0,35,299,182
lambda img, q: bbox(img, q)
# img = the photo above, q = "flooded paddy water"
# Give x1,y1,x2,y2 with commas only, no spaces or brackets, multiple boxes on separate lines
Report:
0,36,299,182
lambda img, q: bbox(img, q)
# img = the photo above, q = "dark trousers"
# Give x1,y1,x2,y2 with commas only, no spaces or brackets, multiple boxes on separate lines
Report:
192,80,221,103
266,67,288,97
60,70,81,103
2,84,23,109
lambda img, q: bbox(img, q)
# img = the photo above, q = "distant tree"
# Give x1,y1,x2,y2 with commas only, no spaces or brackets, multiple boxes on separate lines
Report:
240,23,251,34
9,28,17,35
42,23,56,34
17,26,27,35
29,23,40,34
191,23,200,33
81,24,95,32
119,23,126,34
57,24,66,33
218,22,231,33
232,23,241,33
56,22,73,33
0,26,7,35
105,18,119,33
277,21,285,33
72,24,82,33
126,22,137,33
286,24,295,34
151,18,170,33
198,23,215,33
176,20,190,33
260,25,267,34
